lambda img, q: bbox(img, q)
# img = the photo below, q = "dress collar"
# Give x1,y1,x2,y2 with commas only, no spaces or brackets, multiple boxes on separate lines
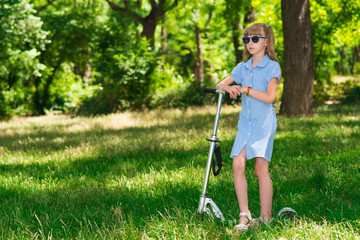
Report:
245,54,270,70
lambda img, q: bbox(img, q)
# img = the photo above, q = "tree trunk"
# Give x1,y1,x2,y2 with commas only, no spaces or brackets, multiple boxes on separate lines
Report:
280,0,315,116
230,7,255,64
204,8,214,82
245,6,256,23
161,14,167,69
106,0,178,47
33,76,43,115
232,22,242,64
33,59,62,115
339,48,346,75
0,91,7,117
194,25,204,86
351,46,360,75
141,16,157,46
42,60,62,110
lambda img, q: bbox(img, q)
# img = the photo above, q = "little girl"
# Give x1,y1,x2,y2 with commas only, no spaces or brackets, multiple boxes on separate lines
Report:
216,23,281,231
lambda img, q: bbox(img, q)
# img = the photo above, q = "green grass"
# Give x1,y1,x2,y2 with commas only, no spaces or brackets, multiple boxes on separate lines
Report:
0,104,359,239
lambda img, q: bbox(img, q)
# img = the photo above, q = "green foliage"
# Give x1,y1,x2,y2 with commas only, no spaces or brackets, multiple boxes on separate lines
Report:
0,0,47,117
310,0,360,84
48,63,100,113
0,0,359,116
34,1,100,115
253,0,284,65
149,64,193,108
150,82,206,109
342,80,360,103
354,62,360,75
78,11,157,115
314,78,360,104
161,0,236,80
255,0,360,104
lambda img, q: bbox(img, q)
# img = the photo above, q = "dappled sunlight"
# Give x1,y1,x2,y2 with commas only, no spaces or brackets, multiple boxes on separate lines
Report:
0,104,359,238
109,166,202,195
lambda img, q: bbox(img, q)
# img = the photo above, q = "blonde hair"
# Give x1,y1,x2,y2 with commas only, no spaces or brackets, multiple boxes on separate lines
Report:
243,23,279,63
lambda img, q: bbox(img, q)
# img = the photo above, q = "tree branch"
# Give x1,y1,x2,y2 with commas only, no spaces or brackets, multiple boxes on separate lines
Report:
158,0,178,13
166,0,178,10
149,0,157,9
35,0,55,15
106,0,127,12
106,0,144,23
314,10,343,72
172,0,178,9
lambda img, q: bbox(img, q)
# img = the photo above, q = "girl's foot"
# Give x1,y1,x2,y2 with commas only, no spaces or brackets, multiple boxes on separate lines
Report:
250,217,273,227
233,212,253,231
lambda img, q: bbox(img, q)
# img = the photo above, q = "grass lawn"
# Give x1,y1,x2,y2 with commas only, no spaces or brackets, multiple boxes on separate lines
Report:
0,103,359,239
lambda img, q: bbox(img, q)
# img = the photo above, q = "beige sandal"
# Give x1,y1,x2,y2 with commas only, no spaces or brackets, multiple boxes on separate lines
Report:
233,212,253,231
250,217,274,227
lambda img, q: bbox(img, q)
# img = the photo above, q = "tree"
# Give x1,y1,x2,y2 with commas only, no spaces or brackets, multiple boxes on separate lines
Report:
79,9,158,114
0,0,48,117
31,0,99,115
106,0,178,46
160,14,167,68
223,0,254,64
194,14,205,86
280,0,315,116
310,0,360,80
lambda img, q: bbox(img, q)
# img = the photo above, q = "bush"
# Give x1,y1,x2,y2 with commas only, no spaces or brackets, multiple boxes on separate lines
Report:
353,62,360,76
314,78,360,104
342,80,360,103
78,16,157,116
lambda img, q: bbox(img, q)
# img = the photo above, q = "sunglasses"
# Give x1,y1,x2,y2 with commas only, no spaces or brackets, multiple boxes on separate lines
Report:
242,36,268,44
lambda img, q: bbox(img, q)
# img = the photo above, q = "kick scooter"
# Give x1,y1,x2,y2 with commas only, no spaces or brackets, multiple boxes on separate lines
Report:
197,88,296,223
197,88,228,221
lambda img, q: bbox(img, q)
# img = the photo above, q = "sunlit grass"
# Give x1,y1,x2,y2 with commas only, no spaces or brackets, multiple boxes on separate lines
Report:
0,103,359,239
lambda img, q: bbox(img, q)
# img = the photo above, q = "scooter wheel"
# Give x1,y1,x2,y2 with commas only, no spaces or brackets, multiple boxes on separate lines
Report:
277,207,296,219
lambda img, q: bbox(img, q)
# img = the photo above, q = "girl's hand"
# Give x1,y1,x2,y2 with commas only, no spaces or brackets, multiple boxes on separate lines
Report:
240,87,248,94
228,85,242,99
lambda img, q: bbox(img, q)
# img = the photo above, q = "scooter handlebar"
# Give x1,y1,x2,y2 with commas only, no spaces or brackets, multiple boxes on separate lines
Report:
202,88,217,94
202,88,230,98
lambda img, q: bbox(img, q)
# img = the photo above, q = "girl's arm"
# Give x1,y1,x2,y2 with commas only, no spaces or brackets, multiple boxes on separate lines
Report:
240,77,278,104
216,75,242,99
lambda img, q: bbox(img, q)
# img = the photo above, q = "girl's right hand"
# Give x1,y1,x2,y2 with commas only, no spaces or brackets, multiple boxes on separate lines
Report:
227,85,242,99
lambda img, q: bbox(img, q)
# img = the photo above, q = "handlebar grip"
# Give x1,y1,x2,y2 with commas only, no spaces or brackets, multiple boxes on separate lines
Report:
202,88,217,94
203,88,231,98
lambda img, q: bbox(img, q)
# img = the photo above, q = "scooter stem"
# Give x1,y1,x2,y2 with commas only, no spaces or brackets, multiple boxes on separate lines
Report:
197,91,225,215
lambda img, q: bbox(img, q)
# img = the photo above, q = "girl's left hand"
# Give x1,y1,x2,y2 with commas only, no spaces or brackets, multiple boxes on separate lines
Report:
240,87,248,94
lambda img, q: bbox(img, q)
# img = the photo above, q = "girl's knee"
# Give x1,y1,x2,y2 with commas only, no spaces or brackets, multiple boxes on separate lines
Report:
255,166,269,179
233,156,246,174
255,159,270,179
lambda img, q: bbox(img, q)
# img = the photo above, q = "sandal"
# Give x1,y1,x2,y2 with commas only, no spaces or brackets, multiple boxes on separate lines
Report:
251,217,274,227
233,212,253,231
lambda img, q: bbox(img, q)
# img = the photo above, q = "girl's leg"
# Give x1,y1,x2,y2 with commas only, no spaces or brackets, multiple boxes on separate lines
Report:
255,157,273,222
233,148,250,224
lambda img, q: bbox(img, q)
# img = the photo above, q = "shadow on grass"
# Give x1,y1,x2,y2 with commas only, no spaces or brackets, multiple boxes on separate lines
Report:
1,110,358,180
0,175,203,237
1,157,359,238
0,104,359,237
0,111,229,153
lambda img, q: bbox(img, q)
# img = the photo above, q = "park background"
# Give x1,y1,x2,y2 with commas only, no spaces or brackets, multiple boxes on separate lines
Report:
1,0,360,117
0,0,360,239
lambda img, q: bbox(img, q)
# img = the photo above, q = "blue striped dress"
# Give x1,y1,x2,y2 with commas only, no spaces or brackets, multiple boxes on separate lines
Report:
230,54,281,162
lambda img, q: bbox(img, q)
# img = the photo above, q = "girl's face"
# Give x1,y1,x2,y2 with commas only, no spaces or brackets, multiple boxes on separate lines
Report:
245,33,267,56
